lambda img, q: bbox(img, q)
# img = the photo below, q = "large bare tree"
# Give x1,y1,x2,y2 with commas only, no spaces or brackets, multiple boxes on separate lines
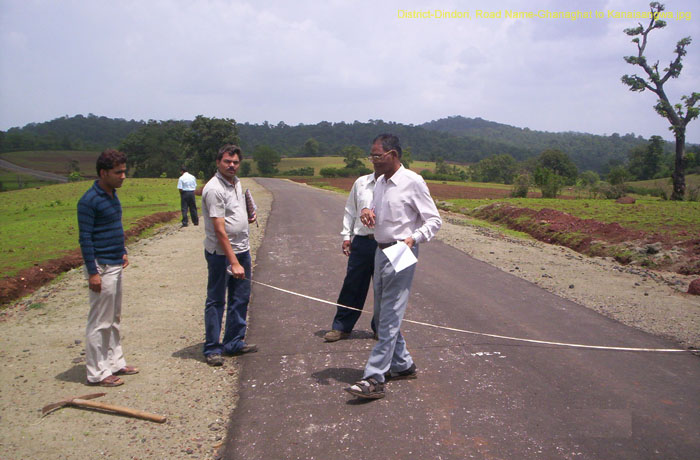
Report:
621,2,699,200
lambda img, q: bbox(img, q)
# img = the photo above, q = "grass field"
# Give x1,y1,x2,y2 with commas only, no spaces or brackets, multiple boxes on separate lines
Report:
0,178,187,277
0,168,58,191
444,196,699,240
0,150,100,178
628,174,700,195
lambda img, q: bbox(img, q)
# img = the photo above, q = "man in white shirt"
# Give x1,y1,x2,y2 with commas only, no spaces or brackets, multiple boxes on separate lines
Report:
201,145,258,366
177,166,199,227
345,134,442,399
323,166,379,342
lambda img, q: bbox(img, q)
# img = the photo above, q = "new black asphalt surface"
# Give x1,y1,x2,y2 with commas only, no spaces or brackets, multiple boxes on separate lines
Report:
223,178,699,460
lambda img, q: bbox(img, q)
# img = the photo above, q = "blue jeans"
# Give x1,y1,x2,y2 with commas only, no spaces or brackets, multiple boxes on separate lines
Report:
332,235,377,333
204,249,251,356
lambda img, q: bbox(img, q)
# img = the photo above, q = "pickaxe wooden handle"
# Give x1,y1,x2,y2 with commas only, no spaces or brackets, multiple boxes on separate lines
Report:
42,393,166,423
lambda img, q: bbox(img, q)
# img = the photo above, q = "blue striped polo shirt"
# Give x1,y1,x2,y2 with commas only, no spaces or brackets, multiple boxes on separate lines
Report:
77,180,126,274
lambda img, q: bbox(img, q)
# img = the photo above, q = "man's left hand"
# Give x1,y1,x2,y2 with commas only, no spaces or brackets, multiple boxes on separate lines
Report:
403,237,415,248
248,212,257,224
123,254,129,268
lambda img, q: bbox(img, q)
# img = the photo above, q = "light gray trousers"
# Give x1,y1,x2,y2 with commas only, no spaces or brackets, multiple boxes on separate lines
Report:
85,264,127,382
362,245,418,383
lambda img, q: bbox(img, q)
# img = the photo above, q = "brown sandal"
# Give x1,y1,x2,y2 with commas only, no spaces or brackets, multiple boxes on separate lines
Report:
87,375,124,387
115,366,140,375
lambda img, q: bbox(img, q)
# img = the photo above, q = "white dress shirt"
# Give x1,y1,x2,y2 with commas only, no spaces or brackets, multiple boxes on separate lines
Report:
341,173,376,241
177,172,197,191
371,166,442,245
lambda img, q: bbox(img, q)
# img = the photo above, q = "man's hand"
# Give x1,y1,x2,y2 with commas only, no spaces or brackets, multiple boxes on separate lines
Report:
403,237,415,249
229,263,246,279
360,208,375,228
248,212,257,224
88,273,102,293
123,254,129,269
342,240,351,256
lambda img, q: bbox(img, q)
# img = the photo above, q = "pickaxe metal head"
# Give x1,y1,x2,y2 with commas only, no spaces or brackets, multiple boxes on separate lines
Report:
41,393,105,416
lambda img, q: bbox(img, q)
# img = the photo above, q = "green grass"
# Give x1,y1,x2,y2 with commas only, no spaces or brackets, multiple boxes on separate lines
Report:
0,168,59,191
0,150,100,177
0,178,188,277
444,196,700,238
628,173,700,194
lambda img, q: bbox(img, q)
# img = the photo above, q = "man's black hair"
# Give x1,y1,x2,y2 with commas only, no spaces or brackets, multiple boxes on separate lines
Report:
96,149,127,175
372,133,402,158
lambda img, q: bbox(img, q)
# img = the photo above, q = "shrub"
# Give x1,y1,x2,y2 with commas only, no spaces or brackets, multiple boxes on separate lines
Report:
281,167,314,176
320,166,371,178
533,167,563,198
510,173,530,198
68,171,83,182
419,170,463,182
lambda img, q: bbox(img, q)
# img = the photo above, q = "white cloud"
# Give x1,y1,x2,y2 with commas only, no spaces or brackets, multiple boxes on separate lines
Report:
0,0,698,142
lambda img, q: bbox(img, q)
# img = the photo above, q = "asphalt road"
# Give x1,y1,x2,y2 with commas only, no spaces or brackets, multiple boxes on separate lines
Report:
224,178,699,460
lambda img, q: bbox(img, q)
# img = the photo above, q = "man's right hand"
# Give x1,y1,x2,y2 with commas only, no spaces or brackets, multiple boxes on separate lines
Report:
229,263,246,279
342,240,351,256
88,273,101,293
360,208,375,228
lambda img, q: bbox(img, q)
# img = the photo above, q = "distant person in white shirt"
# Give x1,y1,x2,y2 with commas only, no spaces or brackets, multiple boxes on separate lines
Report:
345,133,442,400
323,163,379,342
177,166,198,227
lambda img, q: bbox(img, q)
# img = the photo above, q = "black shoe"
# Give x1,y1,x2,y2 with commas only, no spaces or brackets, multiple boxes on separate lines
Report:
384,363,417,381
206,353,223,366
181,223,188,228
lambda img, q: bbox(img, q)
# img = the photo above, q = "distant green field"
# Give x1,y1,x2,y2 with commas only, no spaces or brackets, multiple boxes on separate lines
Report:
0,178,188,277
445,196,699,239
628,174,700,194
0,168,58,191
0,150,100,178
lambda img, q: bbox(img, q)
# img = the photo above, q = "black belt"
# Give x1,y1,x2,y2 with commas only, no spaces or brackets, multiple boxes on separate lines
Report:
377,241,397,249
356,234,374,240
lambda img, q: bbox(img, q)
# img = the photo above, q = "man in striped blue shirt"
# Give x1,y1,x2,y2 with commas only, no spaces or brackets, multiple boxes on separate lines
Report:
77,149,138,387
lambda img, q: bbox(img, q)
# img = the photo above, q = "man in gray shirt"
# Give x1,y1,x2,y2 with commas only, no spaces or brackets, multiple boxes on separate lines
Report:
201,144,258,366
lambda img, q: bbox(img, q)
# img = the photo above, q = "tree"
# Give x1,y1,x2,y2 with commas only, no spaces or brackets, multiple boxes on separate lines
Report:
239,161,252,177
627,135,664,180
622,2,699,200
537,149,578,184
119,120,188,177
341,145,364,169
401,146,413,169
533,167,563,198
253,145,281,176
301,137,320,157
183,115,239,178
607,165,630,186
470,154,518,183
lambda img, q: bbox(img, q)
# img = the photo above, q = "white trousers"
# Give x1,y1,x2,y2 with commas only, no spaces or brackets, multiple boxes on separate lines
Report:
85,264,126,382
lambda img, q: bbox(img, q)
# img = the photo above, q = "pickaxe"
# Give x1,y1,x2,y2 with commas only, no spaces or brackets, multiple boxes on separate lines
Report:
41,393,166,423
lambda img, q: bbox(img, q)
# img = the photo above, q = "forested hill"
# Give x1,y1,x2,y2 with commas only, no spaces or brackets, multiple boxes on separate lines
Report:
420,116,655,172
1,114,657,173
237,117,652,172
1,114,143,151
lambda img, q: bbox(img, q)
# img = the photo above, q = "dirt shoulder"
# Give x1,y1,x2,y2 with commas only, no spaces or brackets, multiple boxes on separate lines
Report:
1,179,697,459
0,178,272,460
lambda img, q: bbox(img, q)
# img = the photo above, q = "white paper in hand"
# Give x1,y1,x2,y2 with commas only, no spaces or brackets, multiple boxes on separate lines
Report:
382,241,417,273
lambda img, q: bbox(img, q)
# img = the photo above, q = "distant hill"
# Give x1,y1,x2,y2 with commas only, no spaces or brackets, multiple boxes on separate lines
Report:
0,114,144,152
420,116,658,172
0,114,667,174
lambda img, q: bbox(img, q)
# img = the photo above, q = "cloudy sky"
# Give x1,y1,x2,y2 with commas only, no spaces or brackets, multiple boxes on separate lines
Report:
1,0,698,142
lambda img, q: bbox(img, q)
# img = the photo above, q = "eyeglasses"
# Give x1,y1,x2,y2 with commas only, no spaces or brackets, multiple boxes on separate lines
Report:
367,150,395,162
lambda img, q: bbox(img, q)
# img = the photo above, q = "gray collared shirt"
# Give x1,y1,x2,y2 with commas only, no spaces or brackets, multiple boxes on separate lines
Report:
202,172,250,255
